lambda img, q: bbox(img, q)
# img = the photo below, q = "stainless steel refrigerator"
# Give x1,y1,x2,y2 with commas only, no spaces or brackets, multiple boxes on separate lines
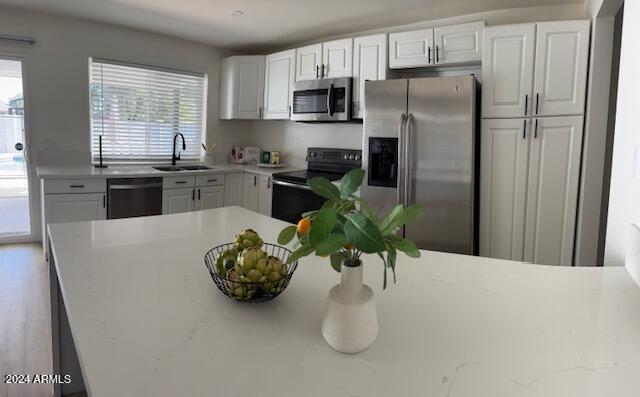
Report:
361,76,478,255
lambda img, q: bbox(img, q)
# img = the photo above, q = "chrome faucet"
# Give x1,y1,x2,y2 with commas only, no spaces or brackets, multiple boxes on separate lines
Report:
172,133,186,166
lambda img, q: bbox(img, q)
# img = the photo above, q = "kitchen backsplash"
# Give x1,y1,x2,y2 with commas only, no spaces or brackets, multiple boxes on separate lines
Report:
246,120,363,168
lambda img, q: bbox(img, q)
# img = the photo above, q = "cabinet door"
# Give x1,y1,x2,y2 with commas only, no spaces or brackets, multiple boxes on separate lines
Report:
479,119,530,261
234,56,265,119
433,21,484,65
257,176,273,216
264,49,295,119
296,43,322,81
162,188,195,214
224,173,244,206
524,116,584,266
46,193,107,224
242,173,259,212
196,186,225,211
353,34,387,119
388,28,434,69
322,38,353,78
481,24,535,118
533,20,590,116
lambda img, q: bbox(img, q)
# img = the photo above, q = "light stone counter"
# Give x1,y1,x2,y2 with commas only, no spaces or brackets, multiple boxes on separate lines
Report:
48,206,640,396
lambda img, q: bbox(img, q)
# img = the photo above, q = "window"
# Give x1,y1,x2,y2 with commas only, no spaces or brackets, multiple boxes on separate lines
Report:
89,58,207,163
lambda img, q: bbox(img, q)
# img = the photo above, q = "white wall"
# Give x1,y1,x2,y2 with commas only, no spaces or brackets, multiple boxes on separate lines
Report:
0,7,250,241
605,0,640,266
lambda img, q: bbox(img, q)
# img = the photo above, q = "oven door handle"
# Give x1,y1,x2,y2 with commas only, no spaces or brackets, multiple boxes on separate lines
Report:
272,180,312,191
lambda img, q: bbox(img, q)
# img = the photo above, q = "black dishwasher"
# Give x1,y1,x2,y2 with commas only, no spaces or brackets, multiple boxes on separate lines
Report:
107,178,163,219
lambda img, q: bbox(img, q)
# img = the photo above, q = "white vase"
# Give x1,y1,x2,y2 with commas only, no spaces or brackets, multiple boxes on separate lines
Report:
321,261,378,353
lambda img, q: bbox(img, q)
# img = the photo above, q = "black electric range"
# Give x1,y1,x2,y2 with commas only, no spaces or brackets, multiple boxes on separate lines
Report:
271,147,362,223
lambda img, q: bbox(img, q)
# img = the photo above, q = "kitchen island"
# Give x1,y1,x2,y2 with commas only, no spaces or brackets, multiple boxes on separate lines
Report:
48,206,640,396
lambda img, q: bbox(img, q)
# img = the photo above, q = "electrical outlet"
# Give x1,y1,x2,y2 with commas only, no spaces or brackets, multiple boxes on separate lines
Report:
634,144,640,180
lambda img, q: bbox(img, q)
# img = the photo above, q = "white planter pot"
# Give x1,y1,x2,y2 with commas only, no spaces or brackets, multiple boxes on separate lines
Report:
321,262,378,353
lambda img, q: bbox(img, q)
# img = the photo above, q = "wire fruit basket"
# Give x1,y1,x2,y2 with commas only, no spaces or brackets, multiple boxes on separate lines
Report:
204,243,298,303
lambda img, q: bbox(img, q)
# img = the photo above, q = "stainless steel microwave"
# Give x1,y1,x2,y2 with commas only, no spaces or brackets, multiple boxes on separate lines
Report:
291,77,352,122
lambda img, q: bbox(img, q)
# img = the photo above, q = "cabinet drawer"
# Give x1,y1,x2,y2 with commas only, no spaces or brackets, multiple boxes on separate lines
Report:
163,176,195,189
196,174,225,187
43,178,106,194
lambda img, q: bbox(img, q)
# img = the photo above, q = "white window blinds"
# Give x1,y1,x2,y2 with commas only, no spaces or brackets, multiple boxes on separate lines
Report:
89,58,206,163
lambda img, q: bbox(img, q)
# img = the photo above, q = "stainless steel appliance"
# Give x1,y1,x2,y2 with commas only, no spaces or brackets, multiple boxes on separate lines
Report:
361,76,478,254
291,77,352,122
107,177,163,219
272,148,362,223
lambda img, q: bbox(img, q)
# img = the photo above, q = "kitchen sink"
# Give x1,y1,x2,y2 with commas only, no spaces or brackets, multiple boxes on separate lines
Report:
180,165,213,170
153,166,186,172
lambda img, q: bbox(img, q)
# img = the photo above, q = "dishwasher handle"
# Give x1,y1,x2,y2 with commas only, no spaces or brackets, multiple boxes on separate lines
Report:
108,182,163,190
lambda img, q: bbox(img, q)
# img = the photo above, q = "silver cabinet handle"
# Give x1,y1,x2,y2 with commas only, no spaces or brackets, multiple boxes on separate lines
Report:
69,184,85,188
272,180,312,190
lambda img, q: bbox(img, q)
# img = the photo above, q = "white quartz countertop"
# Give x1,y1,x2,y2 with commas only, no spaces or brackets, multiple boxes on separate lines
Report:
48,207,640,397
37,163,295,179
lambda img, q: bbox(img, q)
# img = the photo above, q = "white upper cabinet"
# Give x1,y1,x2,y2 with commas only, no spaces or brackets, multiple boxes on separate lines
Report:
219,56,265,119
480,118,530,261
433,21,484,65
533,20,590,116
322,38,353,78
264,49,296,119
482,24,536,118
296,43,322,81
389,28,434,69
524,116,584,266
353,34,387,119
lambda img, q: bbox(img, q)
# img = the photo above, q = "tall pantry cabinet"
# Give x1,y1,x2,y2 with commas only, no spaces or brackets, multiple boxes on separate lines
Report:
480,20,589,266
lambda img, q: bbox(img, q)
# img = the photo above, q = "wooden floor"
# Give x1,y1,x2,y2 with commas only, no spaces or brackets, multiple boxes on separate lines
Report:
0,244,52,397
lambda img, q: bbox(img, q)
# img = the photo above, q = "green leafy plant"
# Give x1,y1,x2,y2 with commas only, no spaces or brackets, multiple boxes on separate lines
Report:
277,168,423,289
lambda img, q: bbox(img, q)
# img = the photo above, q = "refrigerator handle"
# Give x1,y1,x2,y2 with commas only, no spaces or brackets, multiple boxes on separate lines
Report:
397,113,407,206
404,113,414,208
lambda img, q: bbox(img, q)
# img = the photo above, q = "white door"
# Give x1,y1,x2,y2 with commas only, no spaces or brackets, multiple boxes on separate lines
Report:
46,193,107,224
263,49,295,119
242,173,259,212
162,188,194,214
433,21,484,65
234,56,265,119
533,20,590,116
224,173,244,206
524,116,584,266
296,43,322,81
481,24,536,118
389,28,434,69
257,175,272,216
353,34,387,119
479,119,530,261
322,38,353,78
196,186,225,211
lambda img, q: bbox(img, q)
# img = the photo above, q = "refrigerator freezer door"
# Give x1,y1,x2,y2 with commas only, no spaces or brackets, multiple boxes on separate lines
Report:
405,76,477,254
361,79,408,219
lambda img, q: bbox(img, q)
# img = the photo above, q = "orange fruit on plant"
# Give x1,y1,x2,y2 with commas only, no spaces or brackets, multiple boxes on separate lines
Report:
297,217,311,235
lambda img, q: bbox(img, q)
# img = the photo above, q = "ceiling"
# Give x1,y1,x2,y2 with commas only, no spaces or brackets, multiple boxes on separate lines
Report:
0,0,583,51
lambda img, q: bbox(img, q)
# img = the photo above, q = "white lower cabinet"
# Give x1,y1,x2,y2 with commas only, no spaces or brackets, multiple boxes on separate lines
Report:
224,173,244,206
196,186,225,211
162,187,195,214
480,119,529,261
523,116,584,266
257,176,272,216
243,173,259,212
480,116,583,266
